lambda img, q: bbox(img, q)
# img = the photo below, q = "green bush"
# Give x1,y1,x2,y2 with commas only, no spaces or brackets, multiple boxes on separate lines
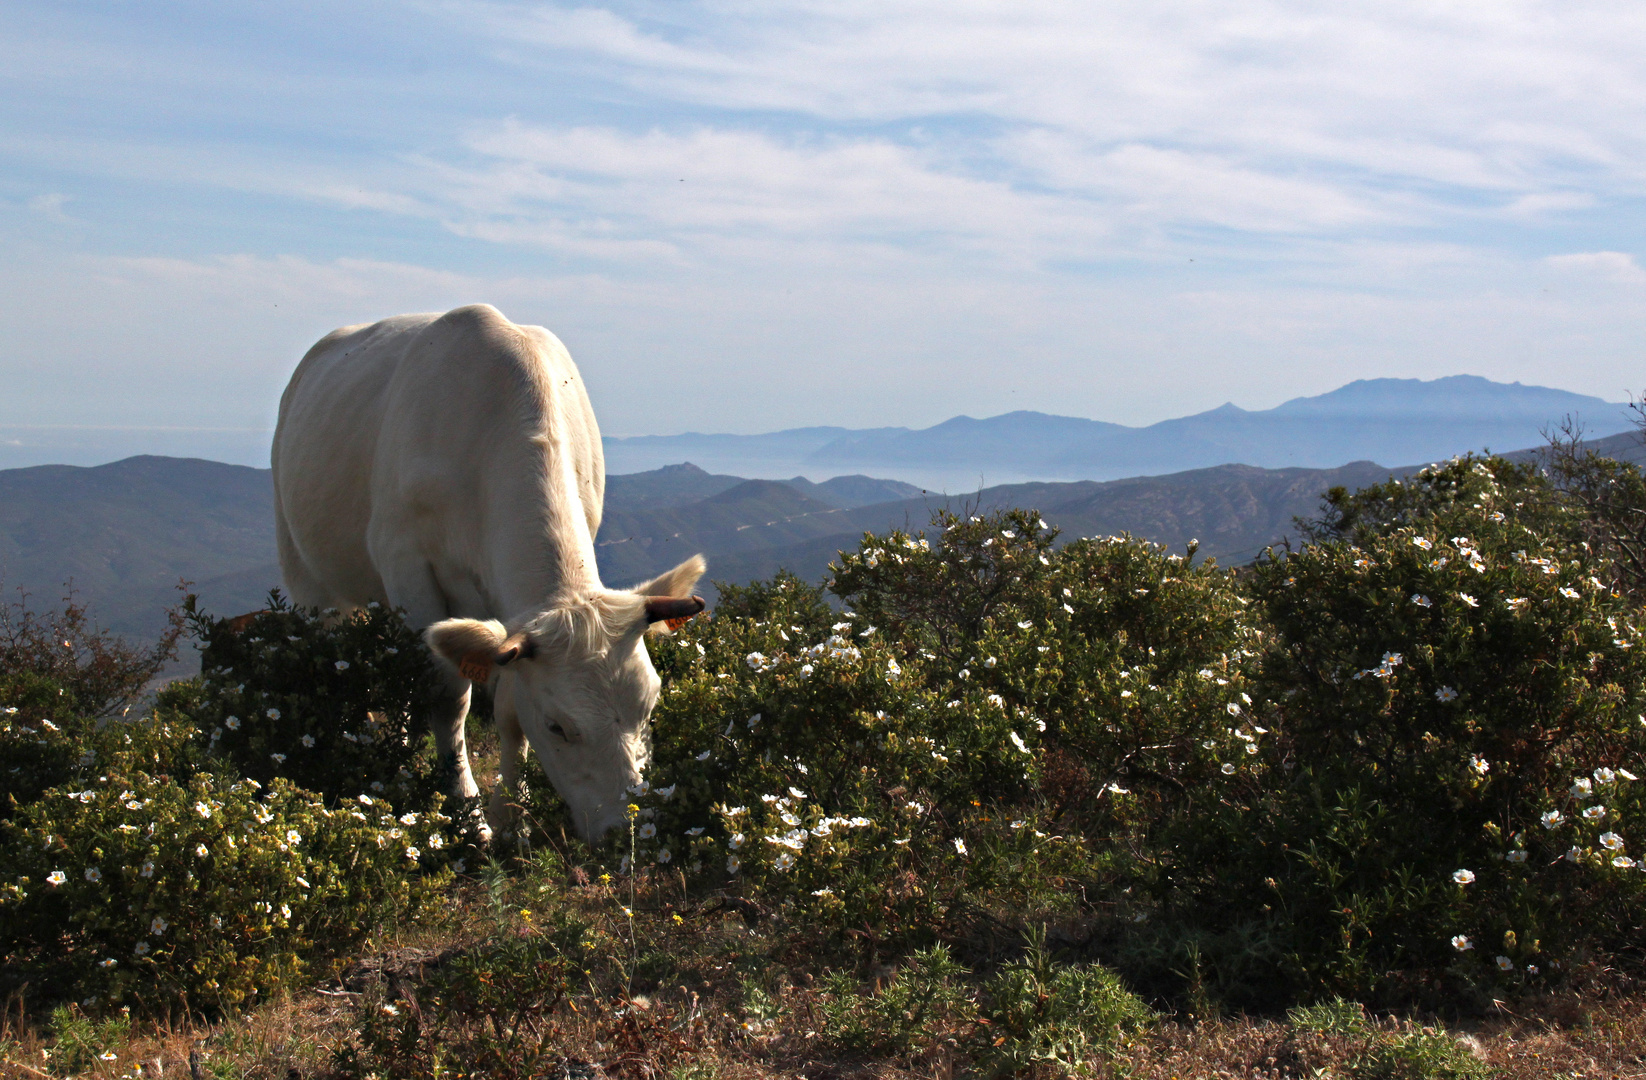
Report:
819,945,974,1056
1152,456,1646,1005
0,707,452,1011
633,533,1079,947
977,930,1154,1075
170,594,458,821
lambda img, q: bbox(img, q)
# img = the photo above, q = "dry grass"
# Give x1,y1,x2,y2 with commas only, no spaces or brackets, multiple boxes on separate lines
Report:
7,855,1646,1080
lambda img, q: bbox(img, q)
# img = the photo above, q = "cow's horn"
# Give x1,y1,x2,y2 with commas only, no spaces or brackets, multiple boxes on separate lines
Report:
645,595,705,624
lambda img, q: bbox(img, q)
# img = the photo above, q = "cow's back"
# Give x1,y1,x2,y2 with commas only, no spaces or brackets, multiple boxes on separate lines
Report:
273,304,605,619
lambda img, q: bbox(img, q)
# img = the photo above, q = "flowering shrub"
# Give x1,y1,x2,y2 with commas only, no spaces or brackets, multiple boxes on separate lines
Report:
1155,457,1646,1005
0,707,451,1012
168,594,454,817
635,555,1079,946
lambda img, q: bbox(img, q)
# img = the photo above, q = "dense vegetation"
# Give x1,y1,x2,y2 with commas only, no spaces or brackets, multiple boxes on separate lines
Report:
3,436,1646,1077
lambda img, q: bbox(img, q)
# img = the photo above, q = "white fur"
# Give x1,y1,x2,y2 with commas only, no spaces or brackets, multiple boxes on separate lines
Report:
272,304,705,841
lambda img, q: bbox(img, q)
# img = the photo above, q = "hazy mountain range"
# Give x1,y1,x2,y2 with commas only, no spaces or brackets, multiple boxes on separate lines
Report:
9,430,1642,646
3,374,1638,646
605,375,1633,489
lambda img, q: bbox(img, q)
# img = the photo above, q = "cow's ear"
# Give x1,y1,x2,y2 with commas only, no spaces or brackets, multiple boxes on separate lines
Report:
425,618,518,683
632,554,706,598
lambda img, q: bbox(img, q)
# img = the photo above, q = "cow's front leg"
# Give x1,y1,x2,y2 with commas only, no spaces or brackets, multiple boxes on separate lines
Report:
431,668,481,800
488,680,526,843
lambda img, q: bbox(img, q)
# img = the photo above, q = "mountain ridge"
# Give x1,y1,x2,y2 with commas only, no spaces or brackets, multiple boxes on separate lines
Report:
604,375,1631,488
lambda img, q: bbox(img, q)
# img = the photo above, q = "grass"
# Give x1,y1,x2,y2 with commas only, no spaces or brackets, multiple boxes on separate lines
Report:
7,837,1646,1080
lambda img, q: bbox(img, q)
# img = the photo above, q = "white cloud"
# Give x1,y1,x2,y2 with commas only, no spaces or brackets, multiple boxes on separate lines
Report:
1546,251,1646,285
26,193,78,224
3,1,1646,450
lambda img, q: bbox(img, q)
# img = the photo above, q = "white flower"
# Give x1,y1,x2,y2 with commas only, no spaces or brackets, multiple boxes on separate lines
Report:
1566,846,1583,862
133,941,150,956
382,1003,399,1016
281,904,292,919
1017,620,1033,630
224,716,241,730
1600,832,1624,851
195,802,213,818
1594,767,1617,785
150,916,167,935
657,784,677,799
788,787,807,800
984,656,997,668
195,843,210,858
399,813,419,825
781,812,800,827
301,734,315,748
744,652,768,670
812,887,834,897
1458,593,1478,607
657,848,672,863
1623,769,1640,781
638,823,657,839
358,794,373,806
99,958,117,969
1221,763,1236,775
427,834,444,849
270,752,286,764
1435,686,1458,703
1571,777,1594,799
728,832,744,850
1452,934,1473,951
1412,594,1432,608
140,861,155,878
773,852,795,872
1412,537,1433,550
1226,702,1241,715
1506,850,1528,863
1009,731,1030,754
46,870,66,886
726,855,741,873
1496,955,1514,971
1541,810,1564,828
266,708,281,720
952,838,968,856
84,867,101,883
1452,869,1475,884
1584,805,1607,821
1614,856,1637,868
1559,587,1580,599
1470,755,1490,776
695,750,711,761
686,827,705,837
799,664,813,676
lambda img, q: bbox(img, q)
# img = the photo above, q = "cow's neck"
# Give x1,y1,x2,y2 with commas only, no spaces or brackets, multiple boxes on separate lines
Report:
491,432,604,617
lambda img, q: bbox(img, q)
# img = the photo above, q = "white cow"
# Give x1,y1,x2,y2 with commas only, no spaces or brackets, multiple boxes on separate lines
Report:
272,303,704,841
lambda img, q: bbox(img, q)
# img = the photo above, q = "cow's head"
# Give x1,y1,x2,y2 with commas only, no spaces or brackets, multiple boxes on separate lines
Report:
424,555,706,842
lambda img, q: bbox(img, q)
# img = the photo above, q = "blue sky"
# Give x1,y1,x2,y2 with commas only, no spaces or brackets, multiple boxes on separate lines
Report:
3,1,1644,465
